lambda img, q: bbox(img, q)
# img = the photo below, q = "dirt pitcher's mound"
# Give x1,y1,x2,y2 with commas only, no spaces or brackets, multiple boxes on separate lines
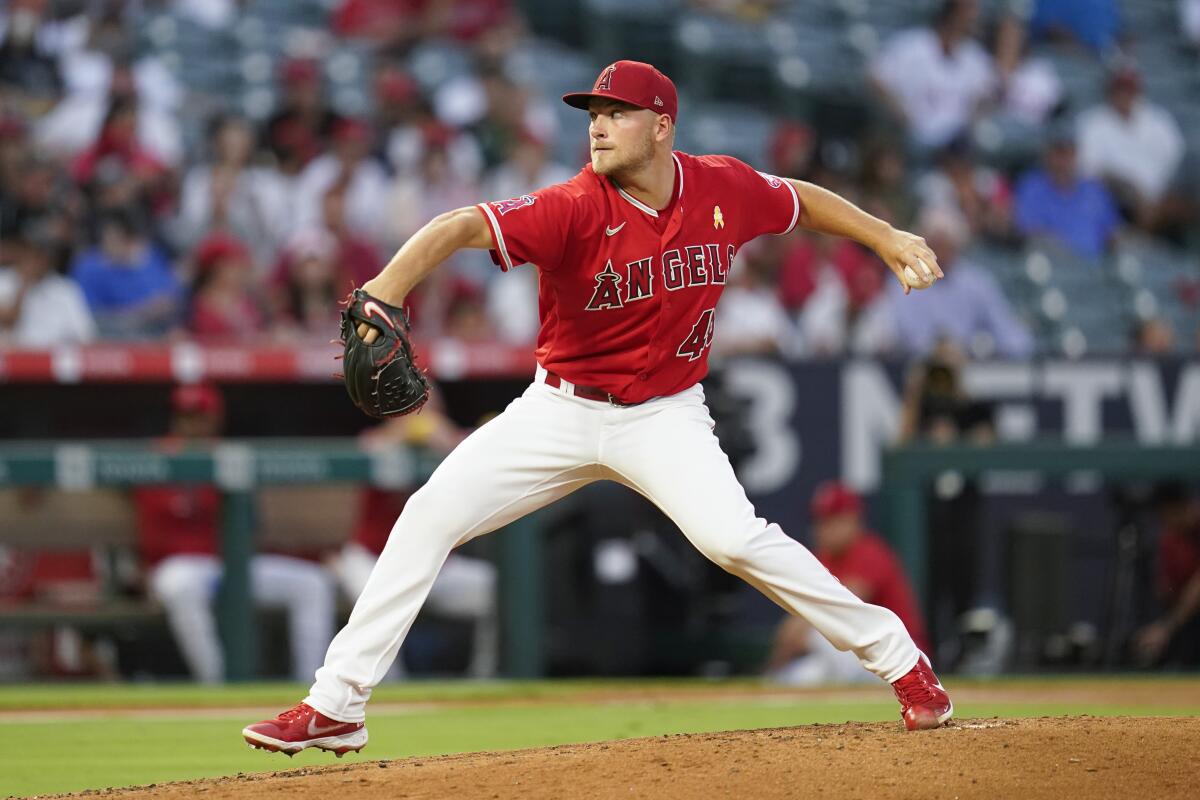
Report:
73,716,1199,800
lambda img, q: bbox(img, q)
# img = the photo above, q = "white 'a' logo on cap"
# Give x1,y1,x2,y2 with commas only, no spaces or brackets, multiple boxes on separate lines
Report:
654,96,664,106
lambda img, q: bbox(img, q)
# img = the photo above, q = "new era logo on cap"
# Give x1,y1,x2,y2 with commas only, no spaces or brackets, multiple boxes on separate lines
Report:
562,60,678,122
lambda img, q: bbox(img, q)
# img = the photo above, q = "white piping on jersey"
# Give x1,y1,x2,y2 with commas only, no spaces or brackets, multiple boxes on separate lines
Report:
477,202,514,271
615,185,657,217
673,152,684,205
756,171,801,235
781,177,801,235
613,153,685,219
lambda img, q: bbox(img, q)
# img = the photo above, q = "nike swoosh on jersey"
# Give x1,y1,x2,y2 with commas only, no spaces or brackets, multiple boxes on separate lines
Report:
605,222,626,236
308,717,347,737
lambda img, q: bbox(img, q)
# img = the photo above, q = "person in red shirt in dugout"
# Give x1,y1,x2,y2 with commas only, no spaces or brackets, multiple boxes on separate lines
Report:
765,482,930,685
1135,483,1200,667
134,385,336,683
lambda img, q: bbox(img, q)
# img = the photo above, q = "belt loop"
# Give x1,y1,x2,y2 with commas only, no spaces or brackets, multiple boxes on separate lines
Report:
560,376,575,396
534,363,548,384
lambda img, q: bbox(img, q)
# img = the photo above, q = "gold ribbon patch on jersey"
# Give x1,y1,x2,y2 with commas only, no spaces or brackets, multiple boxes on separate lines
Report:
713,205,724,230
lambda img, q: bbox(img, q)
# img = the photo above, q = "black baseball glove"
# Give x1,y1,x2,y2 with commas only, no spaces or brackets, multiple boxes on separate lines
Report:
338,288,430,418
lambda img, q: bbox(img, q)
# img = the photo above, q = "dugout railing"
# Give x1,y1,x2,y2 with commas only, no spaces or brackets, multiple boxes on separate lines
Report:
881,441,1200,607
0,440,547,681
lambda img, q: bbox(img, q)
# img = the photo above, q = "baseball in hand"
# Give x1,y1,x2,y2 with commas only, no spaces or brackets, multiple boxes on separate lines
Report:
903,259,936,290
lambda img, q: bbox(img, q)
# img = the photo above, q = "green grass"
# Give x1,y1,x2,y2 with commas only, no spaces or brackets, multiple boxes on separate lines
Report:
2,678,1198,797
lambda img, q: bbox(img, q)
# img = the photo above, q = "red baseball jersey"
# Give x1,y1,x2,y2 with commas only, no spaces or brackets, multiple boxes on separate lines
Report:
477,151,802,403
134,485,222,567
818,532,930,653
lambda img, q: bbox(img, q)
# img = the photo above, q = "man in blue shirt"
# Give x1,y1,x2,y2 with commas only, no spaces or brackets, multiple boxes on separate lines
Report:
1031,0,1121,52
71,209,183,339
886,207,1034,359
1014,128,1121,259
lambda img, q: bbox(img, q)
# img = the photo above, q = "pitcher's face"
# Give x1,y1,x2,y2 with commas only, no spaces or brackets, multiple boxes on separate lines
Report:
587,99,659,177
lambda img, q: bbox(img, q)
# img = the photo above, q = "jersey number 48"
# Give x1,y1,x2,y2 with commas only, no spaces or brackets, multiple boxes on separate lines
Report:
676,308,716,361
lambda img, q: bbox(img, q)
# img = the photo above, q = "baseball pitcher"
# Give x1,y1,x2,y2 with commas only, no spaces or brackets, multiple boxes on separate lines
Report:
243,60,951,756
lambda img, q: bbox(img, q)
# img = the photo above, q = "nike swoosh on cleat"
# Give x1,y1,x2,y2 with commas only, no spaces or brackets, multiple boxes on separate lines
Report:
308,718,347,737
605,222,626,236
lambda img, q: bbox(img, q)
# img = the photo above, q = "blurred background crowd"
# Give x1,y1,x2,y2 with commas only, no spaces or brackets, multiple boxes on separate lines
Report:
2,0,1198,357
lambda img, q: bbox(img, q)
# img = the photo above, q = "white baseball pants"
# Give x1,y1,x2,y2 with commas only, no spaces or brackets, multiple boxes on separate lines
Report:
306,374,919,722
332,544,499,679
150,553,335,683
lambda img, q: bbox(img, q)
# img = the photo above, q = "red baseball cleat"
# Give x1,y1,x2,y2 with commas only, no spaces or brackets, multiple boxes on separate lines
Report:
242,703,368,757
891,655,953,731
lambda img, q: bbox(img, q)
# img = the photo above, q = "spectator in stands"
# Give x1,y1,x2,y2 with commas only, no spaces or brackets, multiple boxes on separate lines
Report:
70,208,182,340
293,118,389,243
0,115,29,219
483,129,573,208
0,152,79,275
385,125,480,251
442,277,496,342
1030,0,1121,53
56,6,182,120
173,115,289,274
869,0,997,151
1131,317,1177,355
187,233,267,343
785,232,889,357
0,0,63,116
375,65,482,183
69,95,173,227
796,245,892,355
330,397,498,678
878,207,1034,359
270,229,342,341
857,136,918,229
769,121,818,185
1077,64,1185,230
992,8,1064,128
334,0,517,48
1185,0,1200,50
321,186,384,293
915,135,1012,240
263,58,340,178
37,30,183,170
714,240,803,358
466,66,558,169
0,222,95,346
764,481,929,685
1014,125,1121,259
1135,482,1200,668
135,384,336,683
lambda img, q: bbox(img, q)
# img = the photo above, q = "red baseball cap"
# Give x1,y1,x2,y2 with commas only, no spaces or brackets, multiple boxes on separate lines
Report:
193,233,250,273
810,481,863,520
562,60,678,123
171,384,224,418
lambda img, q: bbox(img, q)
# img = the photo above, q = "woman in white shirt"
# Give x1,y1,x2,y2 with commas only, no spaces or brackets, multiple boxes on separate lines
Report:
0,227,95,346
